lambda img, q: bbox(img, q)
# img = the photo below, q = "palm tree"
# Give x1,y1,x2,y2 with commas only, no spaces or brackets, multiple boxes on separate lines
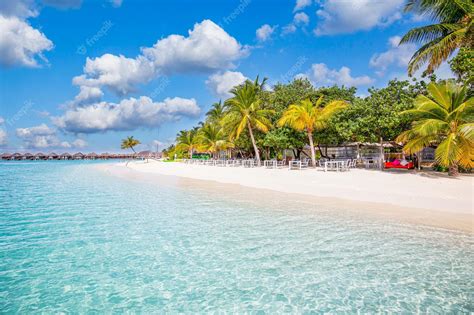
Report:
197,124,233,158
223,78,274,162
400,0,473,76
121,136,140,153
176,129,199,158
278,97,347,167
396,81,473,176
121,136,141,165
205,101,225,124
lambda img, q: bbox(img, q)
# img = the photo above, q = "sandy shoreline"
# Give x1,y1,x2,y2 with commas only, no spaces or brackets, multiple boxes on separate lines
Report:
97,161,473,233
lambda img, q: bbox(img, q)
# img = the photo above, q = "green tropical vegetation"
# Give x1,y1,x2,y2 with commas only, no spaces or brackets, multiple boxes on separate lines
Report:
278,97,347,167
401,0,473,76
165,74,473,176
163,1,474,177
396,81,473,176
197,123,233,158
176,129,199,158
222,77,274,162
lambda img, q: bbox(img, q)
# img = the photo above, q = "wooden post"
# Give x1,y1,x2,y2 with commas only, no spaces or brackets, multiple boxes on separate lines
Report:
379,137,384,171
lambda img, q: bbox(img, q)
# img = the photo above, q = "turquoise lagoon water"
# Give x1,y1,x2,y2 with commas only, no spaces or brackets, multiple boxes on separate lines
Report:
0,161,472,313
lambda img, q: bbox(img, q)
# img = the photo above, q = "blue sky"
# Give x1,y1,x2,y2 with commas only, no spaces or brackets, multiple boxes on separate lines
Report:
0,0,454,153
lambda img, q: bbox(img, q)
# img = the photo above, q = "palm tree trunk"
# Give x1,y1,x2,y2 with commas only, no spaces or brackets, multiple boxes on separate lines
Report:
247,122,260,162
189,148,193,159
448,163,459,176
379,136,384,171
126,146,136,166
307,130,316,167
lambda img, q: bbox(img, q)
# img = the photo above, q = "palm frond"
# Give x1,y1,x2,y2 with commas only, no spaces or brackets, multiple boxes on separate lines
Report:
435,133,463,167
404,135,439,154
411,118,449,136
458,123,474,141
400,23,461,45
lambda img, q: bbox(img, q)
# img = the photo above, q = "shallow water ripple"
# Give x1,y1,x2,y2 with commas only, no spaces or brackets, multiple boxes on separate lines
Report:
0,161,473,313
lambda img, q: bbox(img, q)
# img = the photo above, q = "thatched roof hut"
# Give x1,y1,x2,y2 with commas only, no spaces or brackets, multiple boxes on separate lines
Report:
23,152,34,160
60,152,72,160
35,152,46,160
48,152,59,160
73,152,84,160
86,152,98,159
1,153,12,160
99,152,109,159
12,153,23,160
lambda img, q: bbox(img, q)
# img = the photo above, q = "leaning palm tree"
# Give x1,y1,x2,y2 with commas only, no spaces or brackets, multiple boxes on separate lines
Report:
396,81,473,176
176,129,199,158
197,124,233,158
400,0,473,76
121,136,140,153
278,97,347,167
121,136,141,165
223,79,274,162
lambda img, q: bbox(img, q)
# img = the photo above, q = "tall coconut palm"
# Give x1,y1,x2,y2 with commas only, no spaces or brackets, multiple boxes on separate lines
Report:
197,124,233,158
205,101,225,124
278,97,347,167
400,0,473,76
223,78,274,162
176,129,199,158
396,81,473,176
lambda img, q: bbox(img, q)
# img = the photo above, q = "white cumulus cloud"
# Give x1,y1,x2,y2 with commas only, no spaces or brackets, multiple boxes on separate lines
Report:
294,12,309,25
15,123,86,149
72,86,104,106
142,20,246,74
282,12,309,36
73,20,247,97
53,96,201,133
0,0,38,19
16,123,55,138
71,138,87,148
0,14,53,67
256,24,276,42
282,24,297,35
307,63,374,87
314,0,404,35
72,54,154,96
206,71,248,98
294,0,311,12
0,129,7,146
369,35,417,76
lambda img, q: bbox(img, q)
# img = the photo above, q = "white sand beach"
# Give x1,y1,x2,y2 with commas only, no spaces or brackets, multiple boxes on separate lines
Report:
100,160,473,232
